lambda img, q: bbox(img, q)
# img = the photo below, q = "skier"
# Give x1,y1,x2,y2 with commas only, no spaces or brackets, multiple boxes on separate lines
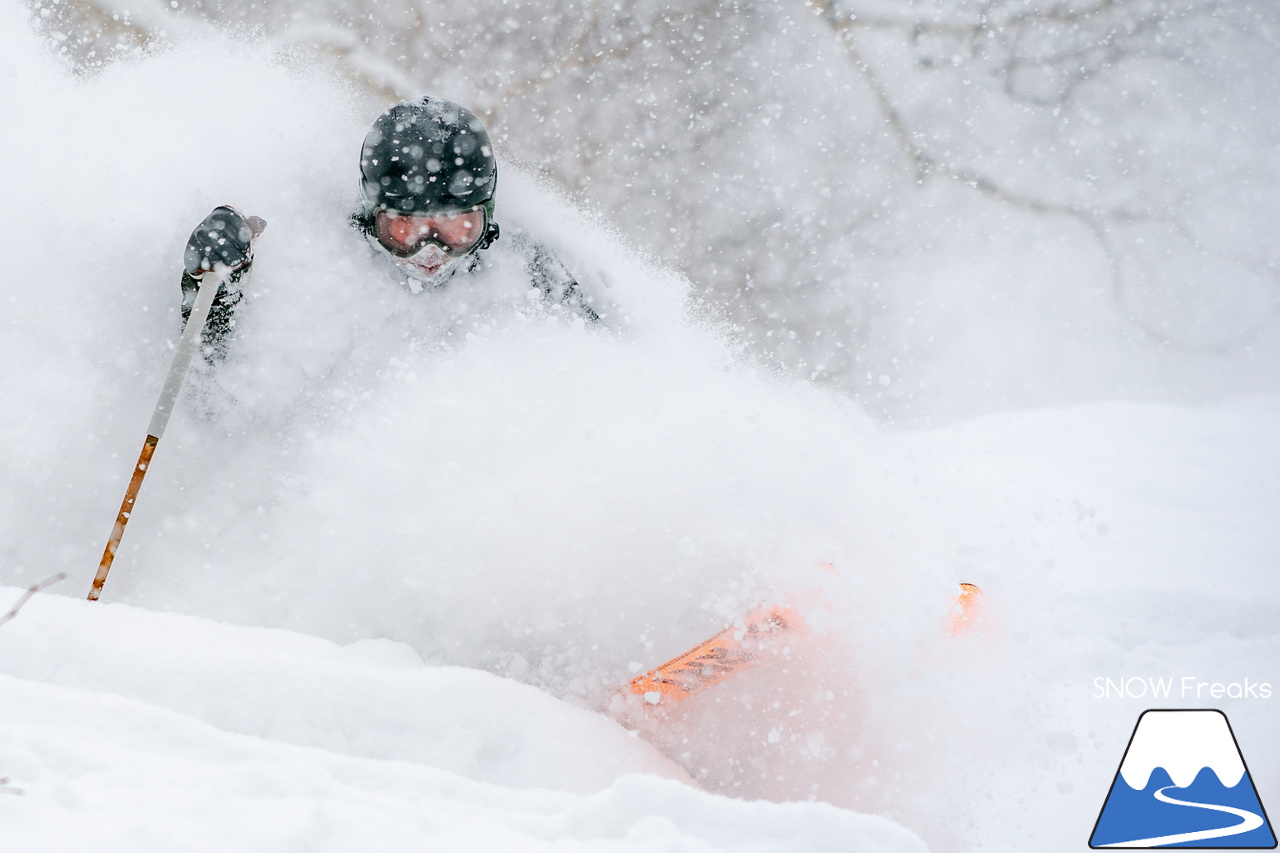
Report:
180,95,597,355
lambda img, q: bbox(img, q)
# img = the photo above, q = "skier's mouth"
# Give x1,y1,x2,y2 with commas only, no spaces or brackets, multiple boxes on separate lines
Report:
410,255,447,274
404,245,452,275
395,243,460,286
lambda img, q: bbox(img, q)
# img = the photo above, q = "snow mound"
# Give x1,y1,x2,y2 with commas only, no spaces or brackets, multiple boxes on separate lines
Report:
0,589,689,793
0,588,928,853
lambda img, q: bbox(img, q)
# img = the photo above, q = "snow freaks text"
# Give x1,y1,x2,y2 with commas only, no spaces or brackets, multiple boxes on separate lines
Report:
1093,677,1273,700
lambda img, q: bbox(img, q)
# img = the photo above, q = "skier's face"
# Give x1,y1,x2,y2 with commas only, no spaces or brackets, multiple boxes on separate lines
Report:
374,208,486,258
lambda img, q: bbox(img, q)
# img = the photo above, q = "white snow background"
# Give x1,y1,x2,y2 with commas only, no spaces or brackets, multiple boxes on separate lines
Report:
1,2,1277,851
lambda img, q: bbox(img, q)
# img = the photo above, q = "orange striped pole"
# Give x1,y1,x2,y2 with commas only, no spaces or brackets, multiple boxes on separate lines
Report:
87,267,225,601
88,435,159,601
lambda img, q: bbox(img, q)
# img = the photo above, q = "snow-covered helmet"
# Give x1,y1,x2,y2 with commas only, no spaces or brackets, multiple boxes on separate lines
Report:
360,96,497,219
358,96,500,282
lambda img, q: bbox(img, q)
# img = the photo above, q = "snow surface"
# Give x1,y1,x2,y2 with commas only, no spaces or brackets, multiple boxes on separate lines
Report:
1,3,1278,851
0,592,925,853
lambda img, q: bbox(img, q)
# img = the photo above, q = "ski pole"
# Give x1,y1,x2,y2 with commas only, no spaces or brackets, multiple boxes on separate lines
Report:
87,267,227,601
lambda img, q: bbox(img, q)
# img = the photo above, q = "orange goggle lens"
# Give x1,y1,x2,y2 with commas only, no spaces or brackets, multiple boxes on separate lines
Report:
374,208,486,257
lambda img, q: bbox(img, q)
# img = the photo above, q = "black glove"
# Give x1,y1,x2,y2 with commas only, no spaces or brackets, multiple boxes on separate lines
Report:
183,205,267,276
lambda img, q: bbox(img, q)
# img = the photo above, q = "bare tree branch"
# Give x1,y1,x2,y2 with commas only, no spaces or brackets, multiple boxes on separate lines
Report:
481,0,605,122
809,0,1132,217
803,0,1280,353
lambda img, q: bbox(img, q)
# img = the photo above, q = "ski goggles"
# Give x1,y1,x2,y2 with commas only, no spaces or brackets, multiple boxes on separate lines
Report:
374,207,488,258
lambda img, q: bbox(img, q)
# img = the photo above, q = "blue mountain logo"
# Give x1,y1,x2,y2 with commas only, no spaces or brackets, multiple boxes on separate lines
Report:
1090,709,1276,848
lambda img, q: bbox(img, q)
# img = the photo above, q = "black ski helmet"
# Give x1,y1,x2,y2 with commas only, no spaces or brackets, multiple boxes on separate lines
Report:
359,96,498,218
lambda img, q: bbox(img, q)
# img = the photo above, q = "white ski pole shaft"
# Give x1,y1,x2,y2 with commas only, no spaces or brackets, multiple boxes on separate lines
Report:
88,268,225,601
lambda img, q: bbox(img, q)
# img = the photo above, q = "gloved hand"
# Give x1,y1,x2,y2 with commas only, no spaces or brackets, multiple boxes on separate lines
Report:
183,205,268,277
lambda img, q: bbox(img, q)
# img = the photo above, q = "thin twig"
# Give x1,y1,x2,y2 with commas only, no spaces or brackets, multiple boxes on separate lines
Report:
0,573,67,630
0,777,22,796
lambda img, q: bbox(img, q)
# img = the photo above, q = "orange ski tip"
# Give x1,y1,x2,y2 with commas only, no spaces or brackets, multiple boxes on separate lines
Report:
948,582,984,636
625,602,807,705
